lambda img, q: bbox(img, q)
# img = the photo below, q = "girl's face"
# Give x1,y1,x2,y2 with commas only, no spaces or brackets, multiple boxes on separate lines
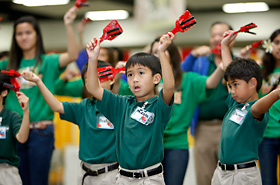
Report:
15,22,37,52
272,34,280,62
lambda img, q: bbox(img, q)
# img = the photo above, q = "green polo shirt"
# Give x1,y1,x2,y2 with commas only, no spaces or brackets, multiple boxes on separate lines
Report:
97,89,173,170
198,54,228,120
219,95,269,165
259,68,280,138
164,72,212,149
60,98,117,164
0,54,64,122
0,107,22,167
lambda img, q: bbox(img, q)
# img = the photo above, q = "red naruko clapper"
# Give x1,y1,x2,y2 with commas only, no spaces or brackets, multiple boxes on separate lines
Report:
1,70,24,107
97,66,125,83
169,10,196,37
92,20,123,48
75,0,89,8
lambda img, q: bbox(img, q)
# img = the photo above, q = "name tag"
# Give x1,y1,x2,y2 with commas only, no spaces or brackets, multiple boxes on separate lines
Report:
131,107,154,125
174,91,182,104
229,109,247,125
97,116,114,129
0,126,7,139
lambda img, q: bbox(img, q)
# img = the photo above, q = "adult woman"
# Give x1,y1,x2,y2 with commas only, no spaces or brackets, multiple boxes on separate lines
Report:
0,6,78,185
258,29,280,185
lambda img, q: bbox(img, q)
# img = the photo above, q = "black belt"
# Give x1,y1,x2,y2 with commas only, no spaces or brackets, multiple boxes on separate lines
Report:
119,165,163,179
218,161,256,171
81,162,119,185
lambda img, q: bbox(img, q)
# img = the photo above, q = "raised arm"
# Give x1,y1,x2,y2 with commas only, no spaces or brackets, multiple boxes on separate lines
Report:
86,38,104,101
15,92,30,143
59,6,79,68
221,31,237,69
251,88,280,120
158,33,175,105
21,71,64,114
206,62,224,89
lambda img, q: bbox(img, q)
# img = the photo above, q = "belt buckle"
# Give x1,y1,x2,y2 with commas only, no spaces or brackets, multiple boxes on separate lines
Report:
133,171,143,179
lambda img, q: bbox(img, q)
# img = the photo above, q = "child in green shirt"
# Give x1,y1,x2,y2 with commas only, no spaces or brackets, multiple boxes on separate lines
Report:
211,31,280,185
86,33,175,184
0,73,30,185
21,61,118,185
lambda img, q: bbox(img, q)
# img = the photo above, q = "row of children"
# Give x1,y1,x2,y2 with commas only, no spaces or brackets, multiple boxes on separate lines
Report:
1,3,280,185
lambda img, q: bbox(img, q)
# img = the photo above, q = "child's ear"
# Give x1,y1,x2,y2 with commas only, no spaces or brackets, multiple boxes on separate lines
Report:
153,73,161,85
1,90,8,98
249,77,257,90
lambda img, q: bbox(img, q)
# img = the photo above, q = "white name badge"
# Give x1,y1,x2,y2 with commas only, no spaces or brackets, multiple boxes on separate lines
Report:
130,107,154,125
229,109,247,125
0,126,7,139
97,116,114,129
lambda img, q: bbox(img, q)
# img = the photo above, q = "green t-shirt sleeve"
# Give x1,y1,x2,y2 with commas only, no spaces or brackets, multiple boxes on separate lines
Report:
60,101,82,126
185,72,210,104
55,78,83,97
40,53,65,79
96,89,127,126
0,59,8,70
10,111,22,138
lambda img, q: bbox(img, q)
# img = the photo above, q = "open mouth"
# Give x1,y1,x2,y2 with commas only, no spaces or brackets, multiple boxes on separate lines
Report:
134,86,140,91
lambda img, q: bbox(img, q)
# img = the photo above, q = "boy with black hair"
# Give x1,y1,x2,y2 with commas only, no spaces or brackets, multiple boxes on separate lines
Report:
21,60,118,185
211,31,280,185
86,33,175,184
0,72,29,185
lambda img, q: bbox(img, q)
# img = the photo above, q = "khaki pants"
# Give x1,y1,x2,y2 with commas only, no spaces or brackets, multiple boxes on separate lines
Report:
0,163,22,185
194,120,222,185
211,161,262,185
78,161,118,185
116,163,165,185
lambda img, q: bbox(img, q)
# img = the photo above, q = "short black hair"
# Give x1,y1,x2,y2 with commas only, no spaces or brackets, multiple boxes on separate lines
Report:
81,60,112,85
125,52,162,77
0,73,11,104
210,21,233,31
224,58,263,92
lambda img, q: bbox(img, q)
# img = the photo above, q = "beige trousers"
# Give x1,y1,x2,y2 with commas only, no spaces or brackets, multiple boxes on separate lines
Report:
0,163,22,185
116,163,165,185
194,120,222,185
211,161,262,185
78,161,118,185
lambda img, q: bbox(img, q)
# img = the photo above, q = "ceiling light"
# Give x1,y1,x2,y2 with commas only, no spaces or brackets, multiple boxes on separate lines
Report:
13,0,70,7
85,10,129,21
223,2,269,13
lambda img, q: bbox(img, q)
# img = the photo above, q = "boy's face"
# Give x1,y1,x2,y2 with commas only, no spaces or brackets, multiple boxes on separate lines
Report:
227,78,256,103
126,64,160,101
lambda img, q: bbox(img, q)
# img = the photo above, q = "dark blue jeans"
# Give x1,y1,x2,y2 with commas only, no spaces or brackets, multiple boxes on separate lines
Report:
162,149,189,185
258,137,280,185
17,125,55,185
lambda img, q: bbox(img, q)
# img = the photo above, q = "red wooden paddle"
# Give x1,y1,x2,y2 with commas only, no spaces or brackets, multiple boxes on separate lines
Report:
212,23,258,55
224,22,257,37
211,44,221,55
75,0,89,8
169,10,196,37
251,40,263,50
1,70,24,107
97,66,125,83
92,20,123,48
